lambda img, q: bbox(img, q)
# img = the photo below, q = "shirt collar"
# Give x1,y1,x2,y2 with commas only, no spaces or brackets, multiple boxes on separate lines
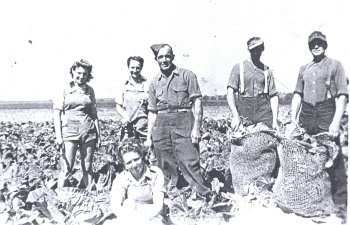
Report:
157,66,179,81
246,58,268,72
126,75,146,85
69,81,88,92
125,166,152,184
143,166,152,180
308,55,328,68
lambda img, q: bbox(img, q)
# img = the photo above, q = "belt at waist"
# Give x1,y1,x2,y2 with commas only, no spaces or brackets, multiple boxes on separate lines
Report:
238,93,268,99
157,108,191,114
301,98,335,108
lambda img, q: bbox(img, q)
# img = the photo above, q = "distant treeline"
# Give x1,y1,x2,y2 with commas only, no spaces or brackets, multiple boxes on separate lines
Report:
202,92,293,106
0,93,293,109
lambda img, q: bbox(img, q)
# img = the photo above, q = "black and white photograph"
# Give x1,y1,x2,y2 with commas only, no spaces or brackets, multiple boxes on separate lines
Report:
0,0,348,224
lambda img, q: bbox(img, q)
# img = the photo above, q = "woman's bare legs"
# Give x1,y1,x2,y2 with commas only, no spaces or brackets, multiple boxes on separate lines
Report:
80,139,96,188
58,141,78,187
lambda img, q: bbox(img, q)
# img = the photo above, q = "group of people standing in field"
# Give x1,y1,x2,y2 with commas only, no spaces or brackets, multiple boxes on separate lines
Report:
52,30,348,224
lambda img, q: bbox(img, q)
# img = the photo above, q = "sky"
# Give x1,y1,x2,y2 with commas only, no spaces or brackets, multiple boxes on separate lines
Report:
0,0,349,101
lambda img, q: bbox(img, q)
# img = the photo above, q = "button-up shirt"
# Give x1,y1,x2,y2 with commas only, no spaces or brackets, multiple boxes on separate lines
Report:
110,165,165,209
115,76,149,119
148,66,202,112
53,81,98,120
227,59,278,98
294,56,348,105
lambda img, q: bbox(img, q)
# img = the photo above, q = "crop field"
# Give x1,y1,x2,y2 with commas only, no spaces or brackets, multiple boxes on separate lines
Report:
0,104,347,225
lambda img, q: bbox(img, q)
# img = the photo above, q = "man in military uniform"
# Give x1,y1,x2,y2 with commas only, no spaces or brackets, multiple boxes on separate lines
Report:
145,44,211,199
291,31,348,206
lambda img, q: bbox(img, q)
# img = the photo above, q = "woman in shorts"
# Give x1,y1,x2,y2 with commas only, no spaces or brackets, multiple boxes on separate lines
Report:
53,59,101,189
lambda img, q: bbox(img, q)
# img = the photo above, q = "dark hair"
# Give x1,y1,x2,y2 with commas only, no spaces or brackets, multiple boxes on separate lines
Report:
118,138,146,162
127,56,144,68
70,59,93,82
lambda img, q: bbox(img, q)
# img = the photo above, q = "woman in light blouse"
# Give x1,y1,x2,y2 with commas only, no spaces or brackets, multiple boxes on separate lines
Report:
53,59,101,189
108,138,167,225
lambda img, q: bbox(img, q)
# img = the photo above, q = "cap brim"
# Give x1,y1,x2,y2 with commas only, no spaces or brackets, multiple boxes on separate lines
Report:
308,37,327,44
248,41,264,50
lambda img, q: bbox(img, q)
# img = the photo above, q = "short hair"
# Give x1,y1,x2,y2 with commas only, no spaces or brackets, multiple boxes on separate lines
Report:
151,44,174,59
70,59,93,82
158,44,174,57
127,56,144,68
118,138,146,162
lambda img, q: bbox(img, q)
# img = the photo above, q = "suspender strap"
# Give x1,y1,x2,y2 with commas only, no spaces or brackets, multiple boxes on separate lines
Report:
325,61,334,99
240,61,270,95
239,61,245,94
263,65,269,94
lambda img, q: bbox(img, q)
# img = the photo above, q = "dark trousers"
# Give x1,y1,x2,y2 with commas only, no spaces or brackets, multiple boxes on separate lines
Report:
300,99,347,205
236,95,280,177
300,99,336,135
236,95,273,128
152,112,210,195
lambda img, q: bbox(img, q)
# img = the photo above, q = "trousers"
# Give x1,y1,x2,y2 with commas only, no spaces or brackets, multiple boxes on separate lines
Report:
236,95,273,128
300,99,347,205
152,111,210,195
299,99,336,135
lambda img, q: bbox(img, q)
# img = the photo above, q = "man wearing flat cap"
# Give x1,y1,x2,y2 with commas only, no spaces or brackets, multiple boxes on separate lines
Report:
226,37,280,188
145,44,212,199
227,37,279,130
291,31,348,206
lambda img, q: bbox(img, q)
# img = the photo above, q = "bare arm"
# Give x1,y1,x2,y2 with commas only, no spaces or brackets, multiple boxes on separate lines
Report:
191,97,203,144
53,109,63,145
329,95,347,137
291,93,302,124
145,111,157,148
227,87,241,131
116,104,131,123
270,95,279,129
94,119,101,148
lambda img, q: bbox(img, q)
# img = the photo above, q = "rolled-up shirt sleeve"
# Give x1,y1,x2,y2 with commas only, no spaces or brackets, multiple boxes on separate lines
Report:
334,61,349,98
89,87,98,120
115,85,125,106
52,88,65,111
187,71,202,100
268,71,278,98
294,66,305,96
151,166,166,193
227,64,240,92
142,80,150,101
148,79,157,112
143,80,150,94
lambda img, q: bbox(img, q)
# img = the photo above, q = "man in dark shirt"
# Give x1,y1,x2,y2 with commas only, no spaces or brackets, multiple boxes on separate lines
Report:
291,31,348,206
145,44,211,198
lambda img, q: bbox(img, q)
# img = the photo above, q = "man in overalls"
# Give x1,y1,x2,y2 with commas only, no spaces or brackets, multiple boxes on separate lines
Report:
145,44,212,200
227,37,279,130
291,31,348,206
